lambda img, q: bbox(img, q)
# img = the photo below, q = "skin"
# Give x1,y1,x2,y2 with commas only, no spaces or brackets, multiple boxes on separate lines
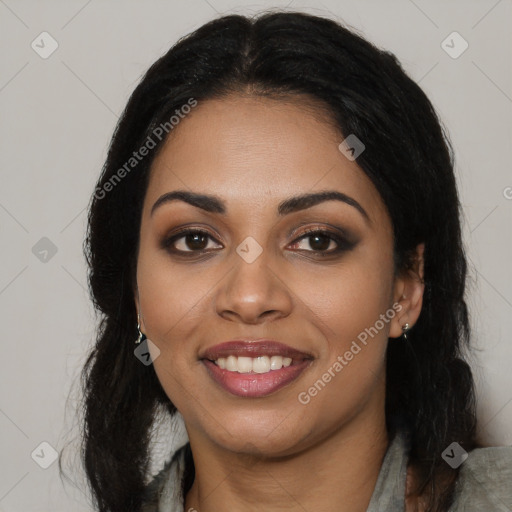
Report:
135,94,425,512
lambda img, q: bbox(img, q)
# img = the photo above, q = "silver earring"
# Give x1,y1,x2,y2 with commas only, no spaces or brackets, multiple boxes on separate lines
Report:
401,322,410,341
135,313,146,345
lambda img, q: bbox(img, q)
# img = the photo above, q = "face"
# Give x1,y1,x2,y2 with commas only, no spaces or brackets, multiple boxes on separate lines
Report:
136,94,409,457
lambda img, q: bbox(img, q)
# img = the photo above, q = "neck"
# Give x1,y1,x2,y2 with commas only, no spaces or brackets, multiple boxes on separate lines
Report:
184,415,389,512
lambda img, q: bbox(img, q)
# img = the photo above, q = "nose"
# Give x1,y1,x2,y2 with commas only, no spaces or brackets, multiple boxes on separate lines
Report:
215,249,293,325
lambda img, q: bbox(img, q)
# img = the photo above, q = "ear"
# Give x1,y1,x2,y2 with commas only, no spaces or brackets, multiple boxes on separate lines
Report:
389,242,425,339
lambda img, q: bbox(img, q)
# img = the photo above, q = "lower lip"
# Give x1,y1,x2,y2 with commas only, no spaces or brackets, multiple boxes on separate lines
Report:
202,359,311,398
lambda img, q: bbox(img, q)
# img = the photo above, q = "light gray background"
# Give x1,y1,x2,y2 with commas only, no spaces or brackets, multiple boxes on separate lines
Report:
1,0,511,510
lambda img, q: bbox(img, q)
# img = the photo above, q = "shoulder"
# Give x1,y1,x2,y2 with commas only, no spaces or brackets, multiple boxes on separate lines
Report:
449,444,512,511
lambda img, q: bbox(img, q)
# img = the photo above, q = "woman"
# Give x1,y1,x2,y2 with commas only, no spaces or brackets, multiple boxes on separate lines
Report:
75,11,512,512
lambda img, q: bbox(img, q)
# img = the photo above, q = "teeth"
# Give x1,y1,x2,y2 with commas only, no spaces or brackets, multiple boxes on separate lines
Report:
253,356,270,373
270,355,282,370
214,355,294,373
237,356,253,373
226,355,237,371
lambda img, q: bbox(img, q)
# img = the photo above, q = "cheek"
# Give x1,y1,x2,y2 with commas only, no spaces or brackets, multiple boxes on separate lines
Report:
291,250,393,406
136,244,208,343
136,253,204,409
136,244,232,409
293,251,394,346
135,247,200,390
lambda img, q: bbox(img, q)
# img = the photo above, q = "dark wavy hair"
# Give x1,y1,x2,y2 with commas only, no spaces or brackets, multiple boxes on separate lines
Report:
64,10,478,512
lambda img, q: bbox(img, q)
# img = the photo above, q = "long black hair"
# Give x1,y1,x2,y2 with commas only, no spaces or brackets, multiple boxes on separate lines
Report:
64,10,477,512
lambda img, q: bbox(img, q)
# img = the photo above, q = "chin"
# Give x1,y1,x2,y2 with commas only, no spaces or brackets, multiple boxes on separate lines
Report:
202,408,313,457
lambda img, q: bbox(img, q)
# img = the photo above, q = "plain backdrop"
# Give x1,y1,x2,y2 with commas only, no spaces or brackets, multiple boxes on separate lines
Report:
1,0,511,510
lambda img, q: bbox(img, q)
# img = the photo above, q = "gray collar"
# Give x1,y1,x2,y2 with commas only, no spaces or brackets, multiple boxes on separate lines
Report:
366,431,408,512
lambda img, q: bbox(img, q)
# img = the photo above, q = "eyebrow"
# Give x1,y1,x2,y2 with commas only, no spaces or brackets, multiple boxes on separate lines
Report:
150,189,370,223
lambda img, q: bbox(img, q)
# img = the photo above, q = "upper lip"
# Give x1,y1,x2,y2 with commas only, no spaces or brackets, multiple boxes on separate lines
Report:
200,340,313,361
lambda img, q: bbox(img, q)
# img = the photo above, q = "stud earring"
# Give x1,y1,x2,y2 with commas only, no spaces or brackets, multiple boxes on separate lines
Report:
135,313,146,345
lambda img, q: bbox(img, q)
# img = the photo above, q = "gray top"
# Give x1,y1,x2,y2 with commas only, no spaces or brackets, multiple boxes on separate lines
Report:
141,432,512,511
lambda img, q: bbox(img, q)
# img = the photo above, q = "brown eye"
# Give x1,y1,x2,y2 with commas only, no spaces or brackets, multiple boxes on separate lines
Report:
289,228,356,256
162,229,222,253
303,233,334,251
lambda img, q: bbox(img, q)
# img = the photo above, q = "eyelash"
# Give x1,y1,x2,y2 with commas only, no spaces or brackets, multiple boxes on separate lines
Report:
161,227,355,258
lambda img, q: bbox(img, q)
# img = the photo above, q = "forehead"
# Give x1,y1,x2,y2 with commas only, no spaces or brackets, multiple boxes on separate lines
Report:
145,95,389,227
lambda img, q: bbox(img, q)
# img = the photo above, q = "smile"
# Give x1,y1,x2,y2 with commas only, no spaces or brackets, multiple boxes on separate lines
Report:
200,340,313,398
214,355,293,373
